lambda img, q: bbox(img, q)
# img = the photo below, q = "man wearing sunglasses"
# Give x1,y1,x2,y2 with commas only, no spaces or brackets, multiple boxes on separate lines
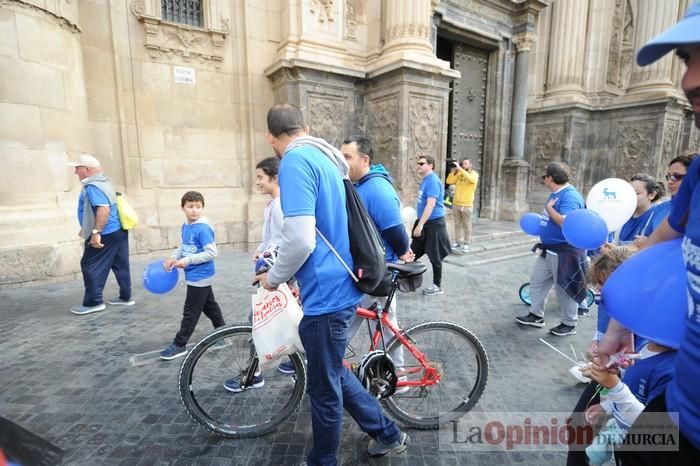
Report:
412,156,451,296
516,161,585,337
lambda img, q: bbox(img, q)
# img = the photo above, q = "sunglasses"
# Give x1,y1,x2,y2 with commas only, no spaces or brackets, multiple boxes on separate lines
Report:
417,162,427,166
541,174,549,180
665,173,685,182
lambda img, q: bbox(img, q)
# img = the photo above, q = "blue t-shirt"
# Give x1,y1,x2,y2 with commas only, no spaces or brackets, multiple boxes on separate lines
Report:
356,170,403,263
279,146,363,316
665,156,700,448
417,172,445,221
621,347,676,406
618,208,656,244
180,221,216,283
650,199,673,232
539,185,585,245
77,185,121,235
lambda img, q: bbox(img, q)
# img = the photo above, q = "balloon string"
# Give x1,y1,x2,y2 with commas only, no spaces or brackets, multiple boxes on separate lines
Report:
539,338,584,366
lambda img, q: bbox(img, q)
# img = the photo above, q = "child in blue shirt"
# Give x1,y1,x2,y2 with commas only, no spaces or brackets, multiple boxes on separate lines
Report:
582,342,676,465
159,191,226,360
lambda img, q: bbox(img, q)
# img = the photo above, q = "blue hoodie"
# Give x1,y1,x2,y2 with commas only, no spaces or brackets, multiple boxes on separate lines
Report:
356,164,404,263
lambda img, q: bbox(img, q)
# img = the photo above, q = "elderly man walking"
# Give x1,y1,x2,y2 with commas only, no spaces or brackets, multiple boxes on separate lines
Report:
67,154,133,315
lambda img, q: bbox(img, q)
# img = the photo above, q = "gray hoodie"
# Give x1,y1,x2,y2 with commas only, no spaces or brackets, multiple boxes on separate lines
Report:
79,174,118,240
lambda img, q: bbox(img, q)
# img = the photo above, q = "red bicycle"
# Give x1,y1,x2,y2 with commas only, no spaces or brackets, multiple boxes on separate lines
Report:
178,262,489,437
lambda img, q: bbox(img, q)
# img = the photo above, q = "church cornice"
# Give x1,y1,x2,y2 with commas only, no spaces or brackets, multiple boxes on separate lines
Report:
0,0,81,33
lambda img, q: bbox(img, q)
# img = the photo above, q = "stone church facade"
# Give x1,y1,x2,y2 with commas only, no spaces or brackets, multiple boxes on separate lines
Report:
1,0,697,285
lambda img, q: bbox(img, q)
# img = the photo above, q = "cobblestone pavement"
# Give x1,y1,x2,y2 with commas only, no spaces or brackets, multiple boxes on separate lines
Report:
1,221,597,465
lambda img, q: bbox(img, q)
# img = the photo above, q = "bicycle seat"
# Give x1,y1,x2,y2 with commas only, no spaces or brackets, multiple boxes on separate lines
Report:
387,262,427,277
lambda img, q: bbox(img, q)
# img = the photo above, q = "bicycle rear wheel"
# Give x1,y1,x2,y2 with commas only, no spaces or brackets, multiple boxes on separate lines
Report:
519,282,532,305
585,288,596,308
178,324,306,438
382,321,488,429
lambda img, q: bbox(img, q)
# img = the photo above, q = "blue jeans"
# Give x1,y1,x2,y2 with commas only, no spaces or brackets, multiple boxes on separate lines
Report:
80,228,131,306
298,306,401,466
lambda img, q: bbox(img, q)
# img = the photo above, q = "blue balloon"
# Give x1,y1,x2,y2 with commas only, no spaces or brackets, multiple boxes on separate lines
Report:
562,209,609,250
519,213,542,236
602,239,687,349
143,260,179,294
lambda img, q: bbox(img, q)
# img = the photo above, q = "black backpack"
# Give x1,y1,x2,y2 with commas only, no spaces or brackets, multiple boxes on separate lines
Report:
344,179,388,294
316,178,387,295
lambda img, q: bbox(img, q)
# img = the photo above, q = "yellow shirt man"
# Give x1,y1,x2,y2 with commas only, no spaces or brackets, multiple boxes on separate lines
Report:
446,159,478,251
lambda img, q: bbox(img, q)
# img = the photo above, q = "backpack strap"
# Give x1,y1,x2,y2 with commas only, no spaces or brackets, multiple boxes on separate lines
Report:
314,227,359,283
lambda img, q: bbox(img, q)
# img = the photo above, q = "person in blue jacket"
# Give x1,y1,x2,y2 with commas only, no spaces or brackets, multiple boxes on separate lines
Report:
341,135,414,393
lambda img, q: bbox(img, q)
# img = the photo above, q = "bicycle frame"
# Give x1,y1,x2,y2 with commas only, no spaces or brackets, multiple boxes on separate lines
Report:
353,271,441,389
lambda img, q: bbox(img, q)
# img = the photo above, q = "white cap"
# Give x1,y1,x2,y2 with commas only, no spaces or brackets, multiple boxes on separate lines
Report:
66,154,101,168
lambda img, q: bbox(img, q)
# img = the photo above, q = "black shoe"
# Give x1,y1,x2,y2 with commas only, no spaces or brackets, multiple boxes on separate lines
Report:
550,323,576,336
515,313,545,328
578,307,591,317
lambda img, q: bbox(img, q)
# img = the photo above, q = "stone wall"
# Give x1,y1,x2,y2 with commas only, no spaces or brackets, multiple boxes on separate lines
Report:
525,100,697,207
0,0,282,285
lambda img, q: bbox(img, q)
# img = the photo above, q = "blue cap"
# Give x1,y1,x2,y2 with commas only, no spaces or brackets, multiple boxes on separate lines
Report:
637,1,700,66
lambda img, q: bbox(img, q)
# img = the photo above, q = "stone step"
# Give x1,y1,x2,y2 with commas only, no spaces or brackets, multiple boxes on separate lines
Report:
444,232,537,268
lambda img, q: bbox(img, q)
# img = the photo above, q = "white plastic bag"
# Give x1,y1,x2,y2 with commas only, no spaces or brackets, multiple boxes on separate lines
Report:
251,283,304,368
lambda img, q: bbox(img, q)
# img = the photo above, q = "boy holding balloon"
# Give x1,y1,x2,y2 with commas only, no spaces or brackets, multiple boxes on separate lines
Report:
159,191,226,361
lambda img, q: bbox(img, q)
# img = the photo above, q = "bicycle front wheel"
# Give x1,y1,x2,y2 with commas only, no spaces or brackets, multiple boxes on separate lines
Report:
382,321,489,429
178,324,306,438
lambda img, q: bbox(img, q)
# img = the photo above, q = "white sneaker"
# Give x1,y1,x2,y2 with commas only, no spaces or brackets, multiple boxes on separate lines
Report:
461,245,470,253
422,284,444,296
394,376,409,395
70,304,106,315
108,298,135,306
451,242,461,249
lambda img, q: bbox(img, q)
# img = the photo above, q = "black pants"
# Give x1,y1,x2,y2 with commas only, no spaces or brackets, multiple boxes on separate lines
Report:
174,285,225,347
411,218,450,287
567,382,601,466
615,392,700,466
80,229,131,306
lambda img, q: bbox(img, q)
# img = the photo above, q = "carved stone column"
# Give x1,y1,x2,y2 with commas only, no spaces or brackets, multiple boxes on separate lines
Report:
367,0,451,75
544,0,589,97
510,33,535,161
627,0,680,93
382,0,434,56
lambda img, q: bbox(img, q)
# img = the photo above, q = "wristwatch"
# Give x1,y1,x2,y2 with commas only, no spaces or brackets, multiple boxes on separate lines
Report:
91,229,101,235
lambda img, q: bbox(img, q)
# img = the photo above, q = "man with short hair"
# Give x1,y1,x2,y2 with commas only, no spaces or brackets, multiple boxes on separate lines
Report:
412,155,451,296
67,154,133,315
340,135,413,389
256,105,409,465
446,158,479,252
515,161,586,337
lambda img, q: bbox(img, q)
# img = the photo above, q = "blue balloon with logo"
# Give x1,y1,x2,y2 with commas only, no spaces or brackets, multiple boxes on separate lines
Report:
519,212,542,236
602,239,687,349
143,260,179,294
562,209,609,250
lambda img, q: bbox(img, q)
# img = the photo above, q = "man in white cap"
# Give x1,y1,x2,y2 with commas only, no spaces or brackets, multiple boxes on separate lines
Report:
597,3,700,464
66,154,134,315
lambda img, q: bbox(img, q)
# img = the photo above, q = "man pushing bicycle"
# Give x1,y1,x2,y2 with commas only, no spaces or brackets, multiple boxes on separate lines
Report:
254,104,410,465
